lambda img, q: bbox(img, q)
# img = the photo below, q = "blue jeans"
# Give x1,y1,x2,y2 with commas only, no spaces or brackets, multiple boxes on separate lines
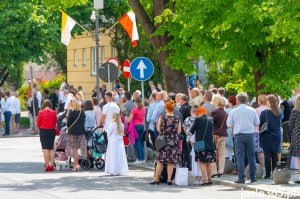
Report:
234,133,256,181
4,111,12,135
135,125,145,161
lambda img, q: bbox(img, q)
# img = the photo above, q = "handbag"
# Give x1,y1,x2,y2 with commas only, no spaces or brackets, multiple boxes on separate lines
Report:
174,167,189,186
194,117,209,153
55,129,60,136
123,135,129,146
259,110,268,134
66,110,81,134
155,116,167,152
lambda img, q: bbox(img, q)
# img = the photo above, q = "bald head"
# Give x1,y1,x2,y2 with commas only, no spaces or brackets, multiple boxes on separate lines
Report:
191,88,200,98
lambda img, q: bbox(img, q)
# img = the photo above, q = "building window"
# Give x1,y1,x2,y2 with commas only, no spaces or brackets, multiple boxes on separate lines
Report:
111,47,117,57
82,48,86,66
91,47,96,75
74,49,78,66
101,46,105,64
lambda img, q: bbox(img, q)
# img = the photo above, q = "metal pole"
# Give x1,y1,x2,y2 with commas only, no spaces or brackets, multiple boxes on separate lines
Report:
108,65,111,91
141,81,145,105
127,78,130,92
95,9,100,101
30,66,36,132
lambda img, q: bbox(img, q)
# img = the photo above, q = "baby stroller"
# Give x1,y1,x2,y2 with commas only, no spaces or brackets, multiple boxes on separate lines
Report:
53,126,73,171
53,126,106,171
81,126,106,170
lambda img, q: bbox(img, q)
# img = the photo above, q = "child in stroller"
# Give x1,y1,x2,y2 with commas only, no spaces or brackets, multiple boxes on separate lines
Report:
54,126,106,171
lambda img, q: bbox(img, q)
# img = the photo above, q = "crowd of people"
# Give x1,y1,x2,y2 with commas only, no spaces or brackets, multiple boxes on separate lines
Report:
1,78,300,185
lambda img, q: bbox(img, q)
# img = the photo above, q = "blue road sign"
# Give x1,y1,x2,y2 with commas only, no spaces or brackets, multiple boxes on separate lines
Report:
130,57,154,81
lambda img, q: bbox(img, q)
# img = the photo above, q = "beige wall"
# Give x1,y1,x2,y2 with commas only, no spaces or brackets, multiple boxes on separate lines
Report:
67,33,117,98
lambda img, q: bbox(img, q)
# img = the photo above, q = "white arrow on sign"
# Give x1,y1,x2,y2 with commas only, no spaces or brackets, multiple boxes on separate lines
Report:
137,60,147,78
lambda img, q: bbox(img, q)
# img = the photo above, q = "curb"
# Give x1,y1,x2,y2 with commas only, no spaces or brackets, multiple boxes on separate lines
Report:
129,163,300,199
212,179,300,199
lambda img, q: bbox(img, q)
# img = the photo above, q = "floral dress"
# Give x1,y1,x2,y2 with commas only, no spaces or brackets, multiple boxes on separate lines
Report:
289,109,300,157
157,115,180,164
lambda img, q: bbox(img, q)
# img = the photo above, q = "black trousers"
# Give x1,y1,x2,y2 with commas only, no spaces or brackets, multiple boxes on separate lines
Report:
264,150,278,177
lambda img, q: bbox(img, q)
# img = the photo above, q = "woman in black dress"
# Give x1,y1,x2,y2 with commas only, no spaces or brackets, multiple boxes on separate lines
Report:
150,101,181,185
191,107,215,185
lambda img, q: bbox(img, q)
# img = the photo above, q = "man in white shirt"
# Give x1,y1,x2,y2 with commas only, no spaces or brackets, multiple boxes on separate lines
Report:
64,90,74,111
35,87,42,109
58,89,66,113
3,92,13,136
100,91,120,144
59,77,66,91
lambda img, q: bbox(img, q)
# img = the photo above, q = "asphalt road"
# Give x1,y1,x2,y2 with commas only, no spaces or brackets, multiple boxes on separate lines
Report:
0,137,280,199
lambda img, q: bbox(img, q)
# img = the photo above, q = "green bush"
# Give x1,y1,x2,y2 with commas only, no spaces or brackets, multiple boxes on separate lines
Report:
18,74,64,111
20,117,30,128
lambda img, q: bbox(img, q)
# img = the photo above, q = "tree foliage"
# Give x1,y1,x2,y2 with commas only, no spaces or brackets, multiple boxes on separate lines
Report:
155,0,300,98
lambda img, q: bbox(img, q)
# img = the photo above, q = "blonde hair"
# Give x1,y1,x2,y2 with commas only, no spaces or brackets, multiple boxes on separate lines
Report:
70,100,81,110
295,95,300,111
112,113,123,135
212,94,225,108
258,94,267,106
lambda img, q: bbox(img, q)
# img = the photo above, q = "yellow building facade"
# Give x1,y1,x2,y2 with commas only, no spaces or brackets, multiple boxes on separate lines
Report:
67,33,117,98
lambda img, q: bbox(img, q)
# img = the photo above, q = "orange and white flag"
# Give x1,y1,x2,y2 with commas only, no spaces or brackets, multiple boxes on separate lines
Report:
118,11,139,47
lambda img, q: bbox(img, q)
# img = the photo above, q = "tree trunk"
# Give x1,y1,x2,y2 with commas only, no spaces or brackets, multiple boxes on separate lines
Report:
128,0,187,93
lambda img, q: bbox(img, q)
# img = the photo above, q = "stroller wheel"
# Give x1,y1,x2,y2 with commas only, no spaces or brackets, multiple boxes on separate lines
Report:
54,162,62,171
80,159,91,170
95,158,105,170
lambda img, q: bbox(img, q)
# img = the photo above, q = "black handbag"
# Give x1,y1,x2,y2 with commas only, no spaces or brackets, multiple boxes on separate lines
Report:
155,116,167,151
194,117,209,153
259,110,268,134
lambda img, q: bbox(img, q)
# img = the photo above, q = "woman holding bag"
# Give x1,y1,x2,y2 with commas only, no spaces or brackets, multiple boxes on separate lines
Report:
211,95,228,177
259,95,283,179
66,100,86,171
150,101,181,185
191,107,215,185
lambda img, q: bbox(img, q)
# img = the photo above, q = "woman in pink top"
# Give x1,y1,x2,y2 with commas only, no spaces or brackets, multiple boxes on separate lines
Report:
127,97,146,164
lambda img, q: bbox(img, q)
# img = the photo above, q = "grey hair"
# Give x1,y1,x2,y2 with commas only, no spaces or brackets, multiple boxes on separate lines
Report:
236,92,248,104
181,94,189,102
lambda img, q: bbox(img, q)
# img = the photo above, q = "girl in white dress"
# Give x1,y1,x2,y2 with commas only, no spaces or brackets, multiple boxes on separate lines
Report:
105,113,129,175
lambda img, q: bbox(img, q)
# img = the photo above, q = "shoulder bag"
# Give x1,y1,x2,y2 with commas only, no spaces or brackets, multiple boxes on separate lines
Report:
66,110,81,134
155,115,168,152
194,117,209,153
259,110,268,134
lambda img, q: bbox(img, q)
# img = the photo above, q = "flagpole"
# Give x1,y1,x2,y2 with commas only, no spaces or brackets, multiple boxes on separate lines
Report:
100,21,119,36
59,9,90,33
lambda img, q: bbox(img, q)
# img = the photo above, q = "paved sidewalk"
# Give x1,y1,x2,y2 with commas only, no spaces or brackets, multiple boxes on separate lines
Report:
0,128,39,138
129,162,300,199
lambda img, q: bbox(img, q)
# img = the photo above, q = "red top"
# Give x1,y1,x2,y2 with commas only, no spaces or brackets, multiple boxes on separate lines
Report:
131,107,146,125
37,108,57,129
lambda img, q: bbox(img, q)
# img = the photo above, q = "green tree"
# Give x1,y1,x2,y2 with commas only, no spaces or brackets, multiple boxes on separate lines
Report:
154,0,300,98
127,0,188,93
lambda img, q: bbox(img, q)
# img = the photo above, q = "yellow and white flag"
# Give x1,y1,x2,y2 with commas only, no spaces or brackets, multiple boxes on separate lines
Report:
61,10,76,46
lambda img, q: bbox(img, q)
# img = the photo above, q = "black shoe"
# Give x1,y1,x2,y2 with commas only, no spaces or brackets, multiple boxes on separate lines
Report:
149,180,160,185
218,173,223,177
294,180,300,184
207,181,213,185
167,181,173,185
264,176,271,179
211,174,219,178
250,179,257,183
234,180,245,184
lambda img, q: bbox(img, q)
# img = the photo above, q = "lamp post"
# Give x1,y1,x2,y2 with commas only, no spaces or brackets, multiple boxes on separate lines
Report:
93,0,103,101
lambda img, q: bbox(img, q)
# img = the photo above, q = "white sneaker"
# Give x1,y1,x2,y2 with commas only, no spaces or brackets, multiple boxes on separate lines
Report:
141,160,147,164
132,160,142,165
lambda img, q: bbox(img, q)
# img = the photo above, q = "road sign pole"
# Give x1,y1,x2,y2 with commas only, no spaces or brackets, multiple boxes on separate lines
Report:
30,66,36,132
128,78,130,92
141,81,145,106
108,65,110,91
